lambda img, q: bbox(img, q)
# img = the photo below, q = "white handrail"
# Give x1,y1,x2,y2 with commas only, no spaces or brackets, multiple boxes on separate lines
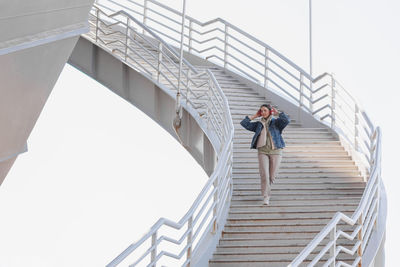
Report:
92,1,383,266
289,127,381,266
84,4,234,266
109,0,374,169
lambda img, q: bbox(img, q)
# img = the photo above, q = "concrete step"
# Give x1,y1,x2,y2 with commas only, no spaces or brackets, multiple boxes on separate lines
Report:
232,190,363,196
215,245,319,255
234,127,329,131
227,210,353,221
233,188,364,195
231,194,361,202
225,217,352,227
232,162,357,169
230,198,361,207
228,204,357,214
233,124,304,129
225,226,356,236
233,174,361,180
234,131,334,137
234,145,345,152
220,231,327,240
232,177,363,184
234,126,323,131
216,236,355,247
226,98,269,104
232,157,354,164
233,154,350,160
232,166,359,174
210,254,356,265
233,151,348,157
233,136,337,141
233,135,335,141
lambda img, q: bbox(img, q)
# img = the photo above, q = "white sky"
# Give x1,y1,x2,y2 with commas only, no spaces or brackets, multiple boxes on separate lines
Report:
1,0,400,266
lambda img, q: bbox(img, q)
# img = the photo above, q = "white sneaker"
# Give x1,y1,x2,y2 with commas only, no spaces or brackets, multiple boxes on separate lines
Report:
263,197,270,205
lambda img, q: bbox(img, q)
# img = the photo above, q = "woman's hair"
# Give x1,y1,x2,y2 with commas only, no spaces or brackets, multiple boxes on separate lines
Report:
260,104,272,111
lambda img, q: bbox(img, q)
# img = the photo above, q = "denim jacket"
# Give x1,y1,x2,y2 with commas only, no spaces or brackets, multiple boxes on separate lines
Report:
240,112,290,149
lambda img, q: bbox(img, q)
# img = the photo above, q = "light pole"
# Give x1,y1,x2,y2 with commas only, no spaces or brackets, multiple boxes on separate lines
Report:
309,0,312,78
309,0,313,112
174,0,187,129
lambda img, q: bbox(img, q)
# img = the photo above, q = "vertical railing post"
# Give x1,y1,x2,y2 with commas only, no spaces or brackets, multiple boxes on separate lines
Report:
205,79,211,129
186,68,191,105
299,73,304,109
309,77,314,113
329,227,336,267
355,104,360,151
369,129,377,173
124,17,130,61
264,48,269,88
186,216,193,266
331,76,336,129
188,20,193,54
212,173,219,234
143,0,148,34
151,231,157,267
95,8,100,43
157,42,163,82
223,24,229,69
374,173,380,230
358,215,364,267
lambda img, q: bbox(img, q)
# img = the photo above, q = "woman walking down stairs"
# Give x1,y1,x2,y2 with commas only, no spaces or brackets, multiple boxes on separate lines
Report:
202,67,365,266
80,11,372,264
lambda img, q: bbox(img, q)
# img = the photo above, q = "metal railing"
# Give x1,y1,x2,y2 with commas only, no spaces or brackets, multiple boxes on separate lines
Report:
96,0,377,171
289,126,381,267
84,4,234,266
90,0,383,266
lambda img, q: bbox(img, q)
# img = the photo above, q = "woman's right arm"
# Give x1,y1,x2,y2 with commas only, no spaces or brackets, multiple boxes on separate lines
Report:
240,115,259,132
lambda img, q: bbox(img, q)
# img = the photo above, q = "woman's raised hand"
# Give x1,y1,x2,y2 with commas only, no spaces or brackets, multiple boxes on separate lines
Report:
271,107,278,116
249,109,261,120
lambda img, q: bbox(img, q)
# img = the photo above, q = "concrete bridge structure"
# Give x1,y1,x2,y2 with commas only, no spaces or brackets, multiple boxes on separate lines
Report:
0,0,386,266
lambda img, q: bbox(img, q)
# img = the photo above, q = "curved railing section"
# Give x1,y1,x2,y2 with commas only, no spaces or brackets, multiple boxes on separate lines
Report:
84,4,234,266
90,0,384,266
289,126,381,266
96,0,376,172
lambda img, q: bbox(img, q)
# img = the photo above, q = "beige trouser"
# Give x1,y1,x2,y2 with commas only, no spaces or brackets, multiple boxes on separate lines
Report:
257,153,282,198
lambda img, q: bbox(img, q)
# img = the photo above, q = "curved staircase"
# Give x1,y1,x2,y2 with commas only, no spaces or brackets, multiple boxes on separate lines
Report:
69,1,384,266
204,67,363,266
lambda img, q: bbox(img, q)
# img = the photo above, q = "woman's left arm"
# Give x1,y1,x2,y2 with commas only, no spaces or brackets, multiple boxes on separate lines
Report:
275,111,290,131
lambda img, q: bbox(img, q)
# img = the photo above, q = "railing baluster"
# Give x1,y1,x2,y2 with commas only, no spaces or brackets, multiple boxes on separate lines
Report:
212,173,219,234
299,73,304,109
309,78,313,113
143,0,148,34
125,17,129,61
357,214,364,267
188,20,193,53
224,24,229,69
157,42,163,82
205,78,211,129
95,8,100,43
186,216,193,266
329,227,336,267
369,129,377,172
374,168,381,230
331,76,336,129
264,48,269,88
151,231,157,267
355,104,360,151
186,68,190,104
